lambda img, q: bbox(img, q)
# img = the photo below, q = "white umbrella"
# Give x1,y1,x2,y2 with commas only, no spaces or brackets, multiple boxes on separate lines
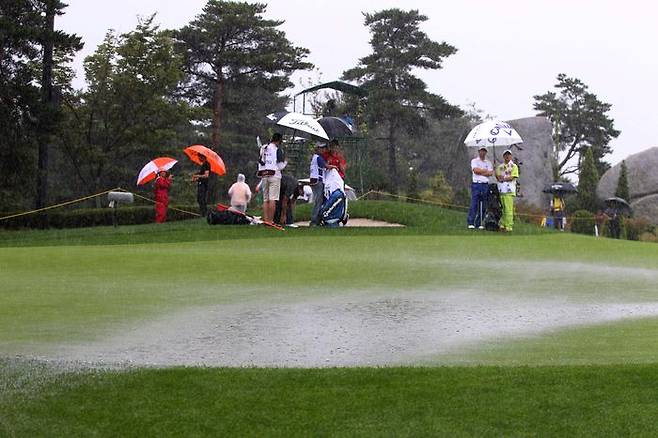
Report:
464,120,523,148
265,111,330,140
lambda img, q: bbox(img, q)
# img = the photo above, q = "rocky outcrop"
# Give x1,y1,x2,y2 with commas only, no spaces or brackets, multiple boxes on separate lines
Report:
597,147,658,221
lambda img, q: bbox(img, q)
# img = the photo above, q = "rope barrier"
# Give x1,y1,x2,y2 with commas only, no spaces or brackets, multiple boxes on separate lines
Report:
120,188,201,218
0,187,122,221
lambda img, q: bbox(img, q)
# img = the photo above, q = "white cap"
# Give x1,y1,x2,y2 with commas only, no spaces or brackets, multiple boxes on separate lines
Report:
503,149,512,155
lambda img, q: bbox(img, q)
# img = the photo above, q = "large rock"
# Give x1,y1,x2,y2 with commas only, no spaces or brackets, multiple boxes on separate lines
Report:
597,147,658,221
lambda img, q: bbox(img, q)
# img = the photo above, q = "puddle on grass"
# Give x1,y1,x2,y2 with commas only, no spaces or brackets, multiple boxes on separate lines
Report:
39,291,658,368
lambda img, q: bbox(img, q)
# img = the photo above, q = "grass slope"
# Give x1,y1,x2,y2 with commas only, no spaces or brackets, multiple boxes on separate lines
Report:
2,363,657,437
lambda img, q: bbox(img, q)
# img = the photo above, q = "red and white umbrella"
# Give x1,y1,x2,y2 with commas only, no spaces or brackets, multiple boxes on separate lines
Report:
137,157,177,185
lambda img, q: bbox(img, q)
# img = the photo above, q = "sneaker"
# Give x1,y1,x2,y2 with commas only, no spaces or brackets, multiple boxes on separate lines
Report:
468,225,475,229
286,223,299,228
478,225,485,230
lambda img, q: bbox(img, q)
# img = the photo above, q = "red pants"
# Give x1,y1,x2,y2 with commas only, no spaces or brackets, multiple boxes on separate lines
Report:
155,199,168,223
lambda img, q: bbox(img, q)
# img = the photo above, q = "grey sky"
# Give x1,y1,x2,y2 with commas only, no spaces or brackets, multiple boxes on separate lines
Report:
58,0,658,165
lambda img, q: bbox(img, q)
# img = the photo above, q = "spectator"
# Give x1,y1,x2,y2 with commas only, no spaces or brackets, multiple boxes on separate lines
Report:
228,173,252,214
323,139,346,179
153,169,172,223
551,194,565,231
274,174,301,227
191,153,210,216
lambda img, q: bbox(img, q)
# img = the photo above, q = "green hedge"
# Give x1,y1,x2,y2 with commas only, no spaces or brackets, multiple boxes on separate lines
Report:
0,205,200,229
570,210,596,235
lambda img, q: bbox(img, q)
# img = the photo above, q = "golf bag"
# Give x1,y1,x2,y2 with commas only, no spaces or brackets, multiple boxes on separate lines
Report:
207,209,251,226
320,189,348,227
483,183,502,231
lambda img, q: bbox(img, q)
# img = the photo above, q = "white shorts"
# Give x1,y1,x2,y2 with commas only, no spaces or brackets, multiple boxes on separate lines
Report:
261,176,281,201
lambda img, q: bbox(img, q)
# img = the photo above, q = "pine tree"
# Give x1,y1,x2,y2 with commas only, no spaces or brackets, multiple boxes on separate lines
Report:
614,160,630,201
577,147,600,213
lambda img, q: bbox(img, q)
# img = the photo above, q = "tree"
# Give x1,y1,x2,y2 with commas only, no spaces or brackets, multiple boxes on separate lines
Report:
175,0,312,149
615,160,630,201
534,73,620,178
0,0,81,209
577,147,600,213
343,8,462,192
57,17,191,199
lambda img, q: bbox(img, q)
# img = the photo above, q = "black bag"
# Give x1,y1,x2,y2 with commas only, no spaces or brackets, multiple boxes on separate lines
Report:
207,209,251,225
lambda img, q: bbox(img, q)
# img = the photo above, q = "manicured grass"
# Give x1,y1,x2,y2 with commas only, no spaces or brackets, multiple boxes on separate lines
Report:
441,317,658,366
1,362,657,437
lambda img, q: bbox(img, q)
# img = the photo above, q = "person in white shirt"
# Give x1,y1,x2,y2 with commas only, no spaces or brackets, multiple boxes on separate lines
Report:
256,133,286,222
468,146,494,229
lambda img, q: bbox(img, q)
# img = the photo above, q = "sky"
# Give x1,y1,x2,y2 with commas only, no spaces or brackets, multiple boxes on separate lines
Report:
57,0,658,165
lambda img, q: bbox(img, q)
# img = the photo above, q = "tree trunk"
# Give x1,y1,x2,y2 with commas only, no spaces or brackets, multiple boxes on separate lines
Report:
211,78,225,149
387,121,398,193
36,2,56,209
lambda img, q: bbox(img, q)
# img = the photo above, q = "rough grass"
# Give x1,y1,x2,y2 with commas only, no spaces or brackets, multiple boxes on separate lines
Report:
1,362,657,437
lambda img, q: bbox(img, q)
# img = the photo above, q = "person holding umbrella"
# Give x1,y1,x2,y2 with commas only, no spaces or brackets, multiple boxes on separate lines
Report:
496,149,520,232
192,153,211,216
468,146,493,229
154,169,173,223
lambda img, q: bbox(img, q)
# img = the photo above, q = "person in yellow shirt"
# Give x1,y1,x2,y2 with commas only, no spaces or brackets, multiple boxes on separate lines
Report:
495,149,519,232
551,194,565,230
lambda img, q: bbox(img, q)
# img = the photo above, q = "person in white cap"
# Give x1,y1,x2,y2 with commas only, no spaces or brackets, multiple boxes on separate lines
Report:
468,146,493,229
496,149,520,231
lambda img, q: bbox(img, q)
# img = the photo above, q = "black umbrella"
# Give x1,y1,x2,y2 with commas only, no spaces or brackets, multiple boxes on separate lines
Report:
542,182,577,194
316,116,354,139
605,197,631,211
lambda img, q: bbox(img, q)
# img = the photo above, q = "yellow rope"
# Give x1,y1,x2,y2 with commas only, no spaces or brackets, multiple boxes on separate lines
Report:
122,189,201,218
0,187,121,221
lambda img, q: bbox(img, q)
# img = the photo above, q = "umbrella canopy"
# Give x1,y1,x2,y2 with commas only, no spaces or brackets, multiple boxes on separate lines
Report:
464,120,523,148
137,157,177,186
265,111,329,140
316,116,354,138
542,182,578,194
605,197,631,210
183,145,226,176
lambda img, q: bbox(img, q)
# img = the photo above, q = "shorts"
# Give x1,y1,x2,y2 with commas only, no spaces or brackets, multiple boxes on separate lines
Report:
261,176,281,201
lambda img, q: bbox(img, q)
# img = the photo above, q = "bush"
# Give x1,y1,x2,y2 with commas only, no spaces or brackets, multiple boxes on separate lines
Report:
0,205,200,230
515,201,545,226
571,209,596,235
623,217,653,241
420,171,454,205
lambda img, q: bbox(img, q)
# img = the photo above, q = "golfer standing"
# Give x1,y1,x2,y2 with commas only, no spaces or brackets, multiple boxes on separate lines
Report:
309,143,327,225
257,133,286,223
467,146,493,229
496,149,520,232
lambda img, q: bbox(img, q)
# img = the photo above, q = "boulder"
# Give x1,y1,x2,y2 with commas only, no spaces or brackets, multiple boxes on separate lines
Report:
597,147,658,222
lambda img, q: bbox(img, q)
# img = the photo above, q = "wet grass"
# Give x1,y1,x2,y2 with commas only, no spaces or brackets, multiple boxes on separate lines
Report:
1,361,657,437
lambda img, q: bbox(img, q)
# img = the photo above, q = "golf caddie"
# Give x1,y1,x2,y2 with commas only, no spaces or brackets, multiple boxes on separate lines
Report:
496,149,519,232
468,146,493,229
257,133,286,223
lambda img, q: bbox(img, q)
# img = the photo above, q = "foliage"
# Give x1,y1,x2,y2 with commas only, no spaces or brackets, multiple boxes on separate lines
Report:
576,147,600,213
623,217,652,241
406,167,419,200
571,209,596,235
614,160,630,201
0,205,199,229
175,0,312,149
533,73,620,177
56,17,192,200
0,0,82,210
343,8,462,192
419,171,454,205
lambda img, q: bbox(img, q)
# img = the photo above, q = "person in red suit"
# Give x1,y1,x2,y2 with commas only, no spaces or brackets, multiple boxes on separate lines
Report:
322,139,347,178
154,169,172,223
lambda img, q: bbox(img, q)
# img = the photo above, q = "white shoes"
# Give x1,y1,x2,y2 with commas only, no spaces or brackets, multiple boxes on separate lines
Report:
468,225,475,229
478,226,485,230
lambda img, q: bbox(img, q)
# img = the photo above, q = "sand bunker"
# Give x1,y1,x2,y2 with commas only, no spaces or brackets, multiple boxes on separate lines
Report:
43,291,658,368
294,219,404,227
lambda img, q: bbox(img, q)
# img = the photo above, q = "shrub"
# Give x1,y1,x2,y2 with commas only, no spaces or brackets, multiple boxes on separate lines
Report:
571,209,596,235
0,205,199,230
420,171,454,205
623,217,652,241
515,201,545,226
